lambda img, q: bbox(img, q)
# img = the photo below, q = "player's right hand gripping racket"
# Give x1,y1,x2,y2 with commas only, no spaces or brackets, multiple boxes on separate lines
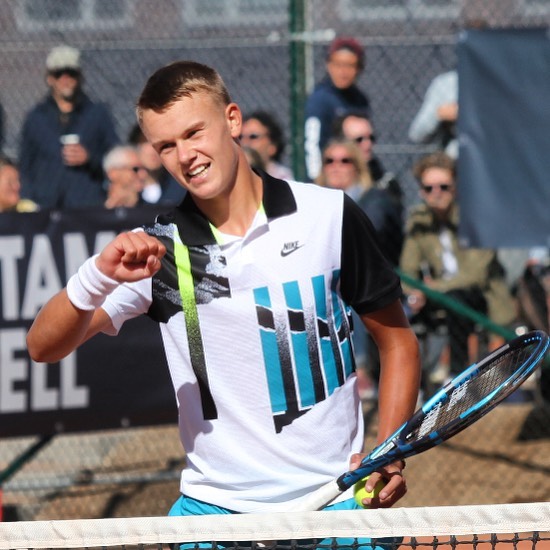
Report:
293,330,550,511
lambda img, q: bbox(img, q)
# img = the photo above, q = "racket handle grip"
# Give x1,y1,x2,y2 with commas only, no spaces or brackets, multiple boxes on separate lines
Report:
288,480,342,511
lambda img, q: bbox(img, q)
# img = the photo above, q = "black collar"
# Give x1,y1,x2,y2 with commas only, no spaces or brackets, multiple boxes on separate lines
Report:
160,169,297,246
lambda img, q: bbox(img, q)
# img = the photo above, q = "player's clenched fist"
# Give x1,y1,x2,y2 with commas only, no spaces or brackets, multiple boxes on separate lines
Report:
65,230,166,313
96,230,166,283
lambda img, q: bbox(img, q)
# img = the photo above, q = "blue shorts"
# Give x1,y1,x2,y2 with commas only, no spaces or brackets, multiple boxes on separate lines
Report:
168,494,400,550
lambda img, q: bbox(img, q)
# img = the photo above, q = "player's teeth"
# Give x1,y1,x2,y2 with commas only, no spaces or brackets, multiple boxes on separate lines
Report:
189,165,207,176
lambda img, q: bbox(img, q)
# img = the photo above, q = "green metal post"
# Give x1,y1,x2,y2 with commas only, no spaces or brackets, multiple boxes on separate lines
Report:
289,0,307,182
396,269,517,341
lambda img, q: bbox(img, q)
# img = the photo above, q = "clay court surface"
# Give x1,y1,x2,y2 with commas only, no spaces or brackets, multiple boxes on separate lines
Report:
1,401,548,547
401,538,550,550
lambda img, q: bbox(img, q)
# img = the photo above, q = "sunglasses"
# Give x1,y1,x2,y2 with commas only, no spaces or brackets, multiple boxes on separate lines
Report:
51,68,81,79
422,183,453,193
354,134,376,144
117,165,145,173
324,157,353,165
240,133,268,141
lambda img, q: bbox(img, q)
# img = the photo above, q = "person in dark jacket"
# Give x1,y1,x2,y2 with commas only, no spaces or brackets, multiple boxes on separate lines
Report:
304,37,370,181
19,45,119,209
400,152,516,380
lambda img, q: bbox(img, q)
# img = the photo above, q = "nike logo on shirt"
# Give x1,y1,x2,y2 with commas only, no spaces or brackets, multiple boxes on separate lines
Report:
281,241,304,257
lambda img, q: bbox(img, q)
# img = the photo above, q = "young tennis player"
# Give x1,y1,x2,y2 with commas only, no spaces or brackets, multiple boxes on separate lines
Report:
27,61,420,526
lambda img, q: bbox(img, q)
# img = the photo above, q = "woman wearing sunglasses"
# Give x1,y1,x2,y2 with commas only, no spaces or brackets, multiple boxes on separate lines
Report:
400,152,516,393
316,138,403,267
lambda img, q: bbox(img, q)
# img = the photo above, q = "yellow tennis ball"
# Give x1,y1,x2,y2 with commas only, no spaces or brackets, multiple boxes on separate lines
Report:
353,476,386,508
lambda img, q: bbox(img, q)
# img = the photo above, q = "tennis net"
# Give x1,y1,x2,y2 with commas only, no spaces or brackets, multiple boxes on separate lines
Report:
0,502,548,550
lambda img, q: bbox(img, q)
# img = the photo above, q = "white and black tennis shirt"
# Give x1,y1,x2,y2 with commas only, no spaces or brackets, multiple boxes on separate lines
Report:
102,171,401,512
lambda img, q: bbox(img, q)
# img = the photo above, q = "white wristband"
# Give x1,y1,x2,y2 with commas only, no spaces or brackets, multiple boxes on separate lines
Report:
66,255,119,311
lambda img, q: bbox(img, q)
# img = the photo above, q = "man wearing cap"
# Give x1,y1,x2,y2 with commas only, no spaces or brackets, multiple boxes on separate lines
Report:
19,45,119,209
304,37,370,181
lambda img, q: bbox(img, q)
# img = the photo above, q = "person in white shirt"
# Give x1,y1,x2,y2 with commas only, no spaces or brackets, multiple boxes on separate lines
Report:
408,70,458,159
27,61,420,546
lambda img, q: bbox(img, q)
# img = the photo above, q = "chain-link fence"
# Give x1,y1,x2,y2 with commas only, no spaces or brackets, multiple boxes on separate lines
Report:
3,0,549,188
1,0,549,521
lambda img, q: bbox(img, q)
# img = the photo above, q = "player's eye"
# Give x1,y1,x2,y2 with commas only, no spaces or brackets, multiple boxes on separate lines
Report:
158,143,174,154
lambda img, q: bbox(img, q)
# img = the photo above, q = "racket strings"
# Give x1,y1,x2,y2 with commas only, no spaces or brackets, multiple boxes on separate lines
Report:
410,342,538,442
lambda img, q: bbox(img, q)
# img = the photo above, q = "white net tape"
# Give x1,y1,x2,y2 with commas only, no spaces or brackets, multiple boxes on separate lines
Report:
0,502,549,549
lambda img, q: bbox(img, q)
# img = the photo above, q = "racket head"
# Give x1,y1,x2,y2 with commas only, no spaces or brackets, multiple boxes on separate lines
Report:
340,330,549,490
404,330,549,450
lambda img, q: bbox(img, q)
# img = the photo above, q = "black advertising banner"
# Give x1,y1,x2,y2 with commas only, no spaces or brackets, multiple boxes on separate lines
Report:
457,28,550,248
0,206,177,437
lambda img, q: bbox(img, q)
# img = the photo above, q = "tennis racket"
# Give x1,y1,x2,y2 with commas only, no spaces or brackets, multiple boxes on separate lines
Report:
292,329,549,511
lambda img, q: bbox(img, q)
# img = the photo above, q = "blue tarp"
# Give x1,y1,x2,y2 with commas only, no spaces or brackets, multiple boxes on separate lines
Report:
458,28,550,248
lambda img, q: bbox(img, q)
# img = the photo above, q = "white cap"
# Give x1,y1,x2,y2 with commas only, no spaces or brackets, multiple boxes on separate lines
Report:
46,45,81,72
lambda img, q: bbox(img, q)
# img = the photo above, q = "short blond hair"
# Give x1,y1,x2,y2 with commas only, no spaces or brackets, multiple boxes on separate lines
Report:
136,60,231,123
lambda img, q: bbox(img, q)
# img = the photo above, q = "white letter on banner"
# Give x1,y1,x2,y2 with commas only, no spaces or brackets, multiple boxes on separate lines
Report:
0,236,24,321
63,233,90,279
94,231,117,255
0,328,28,413
63,231,117,281
61,352,89,408
21,234,63,319
31,361,58,410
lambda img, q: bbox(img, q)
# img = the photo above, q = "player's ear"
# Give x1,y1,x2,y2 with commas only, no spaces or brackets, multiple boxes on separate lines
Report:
226,103,242,139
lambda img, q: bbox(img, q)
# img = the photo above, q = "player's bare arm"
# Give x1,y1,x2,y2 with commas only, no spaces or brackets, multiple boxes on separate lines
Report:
352,299,421,507
27,231,165,364
362,299,420,440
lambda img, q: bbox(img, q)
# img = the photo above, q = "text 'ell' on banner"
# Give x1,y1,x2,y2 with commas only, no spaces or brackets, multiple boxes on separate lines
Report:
0,206,176,437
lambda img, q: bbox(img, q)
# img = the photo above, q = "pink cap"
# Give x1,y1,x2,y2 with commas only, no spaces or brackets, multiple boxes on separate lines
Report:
327,37,365,68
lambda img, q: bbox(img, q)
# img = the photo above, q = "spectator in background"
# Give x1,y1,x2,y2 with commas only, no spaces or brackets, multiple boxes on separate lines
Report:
317,138,403,266
316,138,371,198
408,70,458,159
515,247,550,334
305,37,370,181
240,111,294,180
19,45,119,209
0,101,4,152
333,111,404,215
103,145,147,209
242,145,266,173
400,152,516,382
515,247,550,403
317,138,404,399
0,156,38,213
128,123,186,205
